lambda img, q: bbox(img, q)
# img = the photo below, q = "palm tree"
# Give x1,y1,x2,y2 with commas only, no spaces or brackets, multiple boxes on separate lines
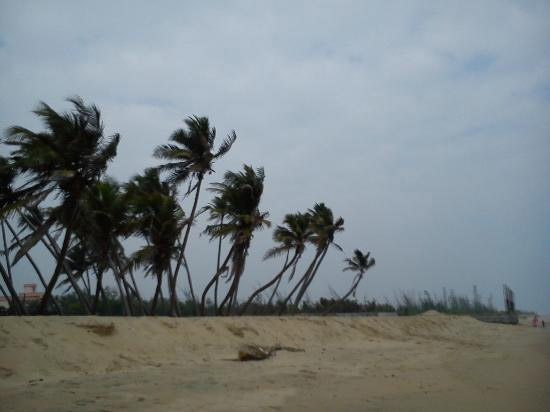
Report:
154,116,236,310
202,195,230,310
239,212,312,315
125,169,185,315
4,97,120,314
76,179,144,315
340,249,375,301
281,203,344,312
201,165,270,315
0,156,27,314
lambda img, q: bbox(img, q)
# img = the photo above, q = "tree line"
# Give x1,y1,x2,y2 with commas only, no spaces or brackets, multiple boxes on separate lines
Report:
0,97,375,316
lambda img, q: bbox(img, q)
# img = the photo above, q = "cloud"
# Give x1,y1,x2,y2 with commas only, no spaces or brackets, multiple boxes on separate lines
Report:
1,0,549,312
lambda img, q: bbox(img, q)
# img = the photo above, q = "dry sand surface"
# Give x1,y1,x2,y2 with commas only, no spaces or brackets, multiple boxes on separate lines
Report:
1,312,549,411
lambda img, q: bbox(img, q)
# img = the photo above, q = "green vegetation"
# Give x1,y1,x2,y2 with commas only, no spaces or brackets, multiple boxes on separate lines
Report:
0,97,376,316
394,289,497,316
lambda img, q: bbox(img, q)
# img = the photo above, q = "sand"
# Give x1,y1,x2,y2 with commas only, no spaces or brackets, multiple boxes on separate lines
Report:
0,313,548,411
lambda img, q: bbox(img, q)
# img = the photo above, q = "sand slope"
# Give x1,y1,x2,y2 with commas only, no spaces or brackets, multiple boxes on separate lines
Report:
1,313,548,411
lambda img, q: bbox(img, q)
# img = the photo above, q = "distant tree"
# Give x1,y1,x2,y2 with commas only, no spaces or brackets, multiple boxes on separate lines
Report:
340,249,375,301
239,212,312,315
281,203,344,312
154,116,236,310
125,169,185,315
201,165,270,315
4,97,120,314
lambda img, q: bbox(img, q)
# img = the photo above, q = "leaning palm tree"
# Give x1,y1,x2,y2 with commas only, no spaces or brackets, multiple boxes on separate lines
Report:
3,97,120,313
154,116,236,309
202,195,230,310
0,156,27,314
282,203,344,312
76,179,141,315
125,169,185,315
239,212,312,315
340,249,376,301
201,165,270,315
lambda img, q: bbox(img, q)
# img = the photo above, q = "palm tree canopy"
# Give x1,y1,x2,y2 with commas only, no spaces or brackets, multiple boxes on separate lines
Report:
307,203,345,249
264,212,312,260
343,249,376,273
5,97,119,206
154,116,236,186
124,169,185,277
204,165,270,243
77,178,129,272
3,97,120,264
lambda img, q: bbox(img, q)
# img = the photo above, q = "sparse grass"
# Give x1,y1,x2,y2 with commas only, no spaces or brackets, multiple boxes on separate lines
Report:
394,289,497,316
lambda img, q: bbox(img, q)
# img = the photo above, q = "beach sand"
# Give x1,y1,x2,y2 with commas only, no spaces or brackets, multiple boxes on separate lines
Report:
1,312,548,411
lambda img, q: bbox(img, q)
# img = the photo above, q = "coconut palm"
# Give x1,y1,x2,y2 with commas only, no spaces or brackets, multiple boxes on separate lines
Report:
281,203,344,312
201,165,270,315
202,195,230,310
340,249,375,301
154,116,236,309
239,212,312,315
0,156,27,314
4,97,120,314
75,179,144,315
125,169,185,315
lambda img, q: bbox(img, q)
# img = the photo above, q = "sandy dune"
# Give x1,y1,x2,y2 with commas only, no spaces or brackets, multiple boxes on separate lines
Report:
1,312,548,411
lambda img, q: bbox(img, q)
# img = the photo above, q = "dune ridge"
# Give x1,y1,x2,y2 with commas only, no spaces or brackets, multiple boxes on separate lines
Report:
1,313,548,411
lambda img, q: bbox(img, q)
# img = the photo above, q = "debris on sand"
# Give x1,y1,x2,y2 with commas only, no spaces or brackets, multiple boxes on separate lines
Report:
237,343,304,361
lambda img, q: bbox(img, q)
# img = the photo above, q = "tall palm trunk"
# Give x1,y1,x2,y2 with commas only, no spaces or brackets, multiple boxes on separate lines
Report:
219,244,248,315
23,210,91,314
92,269,104,314
167,265,180,317
38,218,76,314
151,272,163,315
340,273,363,301
267,251,291,305
1,221,13,281
214,214,224,311
5,220,62,314
294,245,329,307
172,177,202,311
0,262,26,315
200,244,235,315
239,252,298,315
279,248,323,314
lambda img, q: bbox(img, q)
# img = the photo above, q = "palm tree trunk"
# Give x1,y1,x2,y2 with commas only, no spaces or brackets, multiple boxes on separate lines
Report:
294,245,329,307
200,244,235,315
92,269,104,314
267,251,291,305
167,265,179,317
1,220,13,281
5,220,62,314
0,262,25,315
214,214,224,311
151,273,163,315
278,249,323,314
24,210,91,314
219,245,248,315
172,177,202,311
239,252,298,315
37,218,76,315
340,275,362,302
113,268,130,316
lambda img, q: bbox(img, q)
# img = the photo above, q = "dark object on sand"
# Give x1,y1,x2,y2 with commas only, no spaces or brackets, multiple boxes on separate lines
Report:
237,343,304,361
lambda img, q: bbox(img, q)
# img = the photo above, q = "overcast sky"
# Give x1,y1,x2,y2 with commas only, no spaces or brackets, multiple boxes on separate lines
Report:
1,1,548,313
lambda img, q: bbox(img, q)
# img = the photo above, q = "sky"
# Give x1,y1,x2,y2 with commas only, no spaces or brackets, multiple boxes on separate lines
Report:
1,1,549,313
